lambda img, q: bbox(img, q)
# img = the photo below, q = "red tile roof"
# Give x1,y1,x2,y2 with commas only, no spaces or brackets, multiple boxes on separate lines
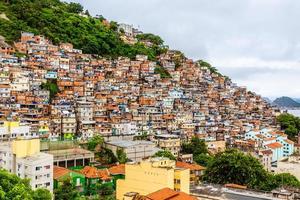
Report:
266,142,283,149
108,164,125,175
146,188,197,200
53,166,71,180
80,166,111,180
176,161,205,171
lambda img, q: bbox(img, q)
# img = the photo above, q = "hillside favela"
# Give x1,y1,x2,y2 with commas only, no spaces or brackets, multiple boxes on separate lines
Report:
1,0,300,200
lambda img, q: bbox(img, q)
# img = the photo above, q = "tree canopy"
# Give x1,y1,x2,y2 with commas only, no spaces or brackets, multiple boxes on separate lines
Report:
0,0,166,59
154,150,176,160
136,33,163,46
154,65,171,79
0,169,52,200
277,113,300,140
54,179,81,200
181,137,208,156
116,148,128,164
202,149,300,191
87,135,104,151
41,79,59,102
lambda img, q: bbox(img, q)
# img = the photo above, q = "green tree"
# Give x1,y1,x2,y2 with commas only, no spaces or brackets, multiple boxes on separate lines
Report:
0,0,164,60
54,179,80,200
202,149,300,191
154,150,176,160
194,153,213,167
96,148,118,165
87,135,104,151
0,187,5,200
197,60,226,78
41,80,59,101
181,137,208,156
154,65,171,78
273,173,300,188
96,184,114,196
277,113,300,139
67,2,83,14
203,149,269,190
116,149,127,164
0,169,53,200
6,183,33,200
32,188,52,200
136,33,164,46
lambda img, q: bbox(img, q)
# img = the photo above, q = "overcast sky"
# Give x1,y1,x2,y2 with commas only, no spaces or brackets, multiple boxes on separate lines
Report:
67,0,300,99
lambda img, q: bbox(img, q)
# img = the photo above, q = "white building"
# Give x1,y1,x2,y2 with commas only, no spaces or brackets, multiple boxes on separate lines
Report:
111,121,137,136
0,121,33,141
118,23,134,37
105,140,160,162
0,139,53,192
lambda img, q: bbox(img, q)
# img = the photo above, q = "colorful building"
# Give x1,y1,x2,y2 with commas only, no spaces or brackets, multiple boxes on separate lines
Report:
116,157,190,200
80,166,113,195
53,166,86,193
0,138,53,192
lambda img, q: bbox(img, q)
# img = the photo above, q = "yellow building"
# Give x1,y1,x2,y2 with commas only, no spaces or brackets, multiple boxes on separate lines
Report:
153,134,181,157
1,121,20,130
12,138,40,158
116,157,190,200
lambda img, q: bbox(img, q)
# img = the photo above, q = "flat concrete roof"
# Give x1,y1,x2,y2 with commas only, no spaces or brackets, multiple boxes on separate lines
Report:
106,140,155,148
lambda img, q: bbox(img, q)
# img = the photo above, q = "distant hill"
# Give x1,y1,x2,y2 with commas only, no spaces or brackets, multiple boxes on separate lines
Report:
293,98,300,103
272,96,300,108
262,97,272,104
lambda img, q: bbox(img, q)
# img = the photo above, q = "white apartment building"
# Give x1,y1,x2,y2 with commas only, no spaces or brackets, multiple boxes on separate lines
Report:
0,121,33,141
0,139,53,192
111,121,137,136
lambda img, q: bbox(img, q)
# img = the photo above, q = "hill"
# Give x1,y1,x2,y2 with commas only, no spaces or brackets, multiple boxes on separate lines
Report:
293,98,300,103
273,96,300,108
0,0,165,59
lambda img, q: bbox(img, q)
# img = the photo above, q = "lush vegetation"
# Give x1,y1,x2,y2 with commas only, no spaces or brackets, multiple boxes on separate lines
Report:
181,137,208,156
197,60,230,81
87,135,104,151
96,148,118,165
181,137,213,167
194,153,213,167
41,79,59,101
172,50,186,69
136,33,164,46
54,179,81,200
153,150,176,160
277,113,300,140
154,65,171,78
86,135,118,164
0,169,52,200
95,184,114,198
0,0,165,59
203,149,300,191
116,149,127,164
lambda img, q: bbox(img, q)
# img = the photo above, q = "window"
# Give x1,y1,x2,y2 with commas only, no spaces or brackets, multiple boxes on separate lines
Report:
44,165,50,169
76,178,81,186
36,166,42,171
